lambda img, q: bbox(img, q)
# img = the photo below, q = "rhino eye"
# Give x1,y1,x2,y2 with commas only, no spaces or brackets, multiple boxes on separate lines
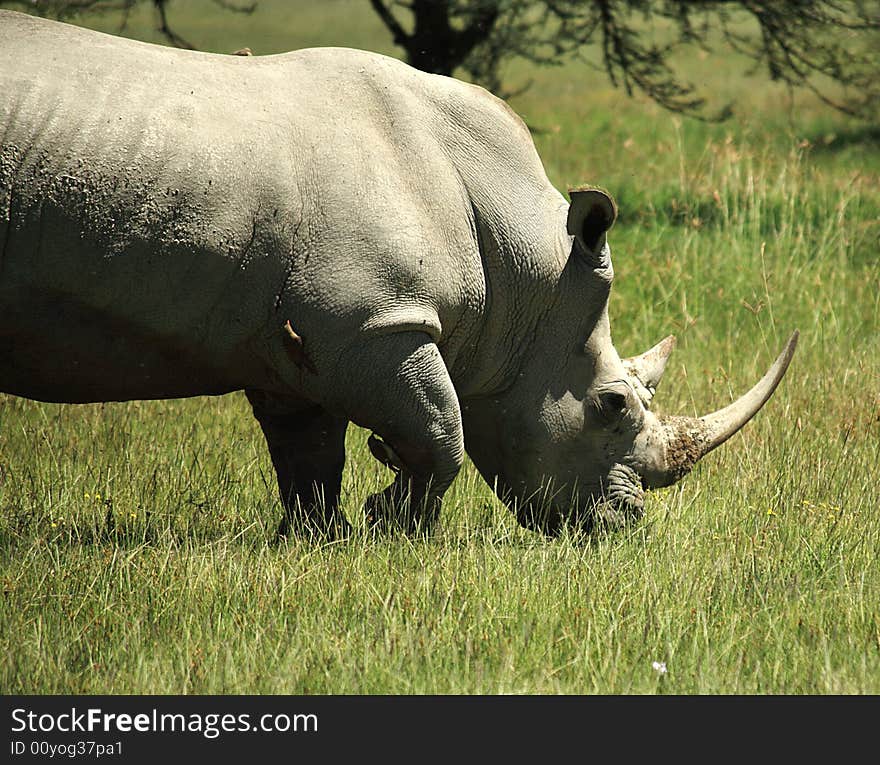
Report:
599,390,628,415
590,387,631,423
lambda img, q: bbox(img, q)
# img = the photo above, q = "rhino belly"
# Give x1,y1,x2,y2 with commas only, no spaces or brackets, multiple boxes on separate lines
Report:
0,285,243,404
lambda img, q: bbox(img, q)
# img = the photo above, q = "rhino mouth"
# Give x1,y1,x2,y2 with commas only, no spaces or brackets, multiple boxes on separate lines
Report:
498,462,645,536
594,462,645,527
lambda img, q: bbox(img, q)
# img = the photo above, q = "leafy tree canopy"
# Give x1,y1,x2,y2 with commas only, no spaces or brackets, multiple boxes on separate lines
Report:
369,0,880,119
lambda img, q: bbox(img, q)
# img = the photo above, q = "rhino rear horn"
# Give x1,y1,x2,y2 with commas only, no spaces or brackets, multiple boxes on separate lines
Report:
567,187,617,258
623,335,676,406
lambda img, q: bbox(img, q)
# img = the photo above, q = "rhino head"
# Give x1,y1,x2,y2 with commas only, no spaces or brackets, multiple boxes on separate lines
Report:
461,187,798,535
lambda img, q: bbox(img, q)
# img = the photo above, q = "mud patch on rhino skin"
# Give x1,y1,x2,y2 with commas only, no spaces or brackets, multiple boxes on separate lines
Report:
662,417,709,482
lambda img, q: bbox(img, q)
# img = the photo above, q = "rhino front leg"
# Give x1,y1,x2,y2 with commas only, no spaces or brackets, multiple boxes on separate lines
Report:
245,391,350,540
341,332,464,535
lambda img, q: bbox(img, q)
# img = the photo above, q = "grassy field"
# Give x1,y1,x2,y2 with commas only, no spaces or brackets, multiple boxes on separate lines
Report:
1,1,878,694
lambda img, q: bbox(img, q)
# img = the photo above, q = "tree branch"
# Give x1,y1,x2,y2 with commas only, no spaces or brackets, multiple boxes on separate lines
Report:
153,0,194,49
369,0,410,46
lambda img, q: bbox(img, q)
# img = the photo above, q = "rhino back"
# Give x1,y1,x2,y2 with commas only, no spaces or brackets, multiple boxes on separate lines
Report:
0,11,561,403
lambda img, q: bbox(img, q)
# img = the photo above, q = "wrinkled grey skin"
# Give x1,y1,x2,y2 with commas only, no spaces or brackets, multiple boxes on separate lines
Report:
0,12,796,538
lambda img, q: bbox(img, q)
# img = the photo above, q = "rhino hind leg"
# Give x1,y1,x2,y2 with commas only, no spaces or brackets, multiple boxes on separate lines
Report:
245,391,350,540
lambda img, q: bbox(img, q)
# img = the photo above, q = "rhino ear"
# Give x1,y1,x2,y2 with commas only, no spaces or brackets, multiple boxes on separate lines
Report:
567,187,617,260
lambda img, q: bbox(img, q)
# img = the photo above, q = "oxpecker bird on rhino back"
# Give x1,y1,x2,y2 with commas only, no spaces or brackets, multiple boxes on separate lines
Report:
0,11,798,539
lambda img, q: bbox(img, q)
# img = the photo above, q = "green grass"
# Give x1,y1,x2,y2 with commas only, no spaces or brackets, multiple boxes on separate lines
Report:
1,1,878,694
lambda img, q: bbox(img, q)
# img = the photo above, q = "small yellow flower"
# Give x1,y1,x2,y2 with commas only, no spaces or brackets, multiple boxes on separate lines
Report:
767,508,776,516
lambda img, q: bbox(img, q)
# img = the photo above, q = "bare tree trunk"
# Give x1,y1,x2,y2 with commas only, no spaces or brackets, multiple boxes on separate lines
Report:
370,0,499,77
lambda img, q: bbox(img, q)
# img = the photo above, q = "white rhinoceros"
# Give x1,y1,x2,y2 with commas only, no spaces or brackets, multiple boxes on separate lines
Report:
0,11,797,538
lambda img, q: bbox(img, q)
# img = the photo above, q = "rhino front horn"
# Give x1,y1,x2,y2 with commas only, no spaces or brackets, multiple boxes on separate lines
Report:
644,330,799,488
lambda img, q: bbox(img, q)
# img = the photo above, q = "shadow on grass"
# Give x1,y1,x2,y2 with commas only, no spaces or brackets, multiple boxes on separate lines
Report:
0,511,277,552
806,124,880,155
0,499,657,553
